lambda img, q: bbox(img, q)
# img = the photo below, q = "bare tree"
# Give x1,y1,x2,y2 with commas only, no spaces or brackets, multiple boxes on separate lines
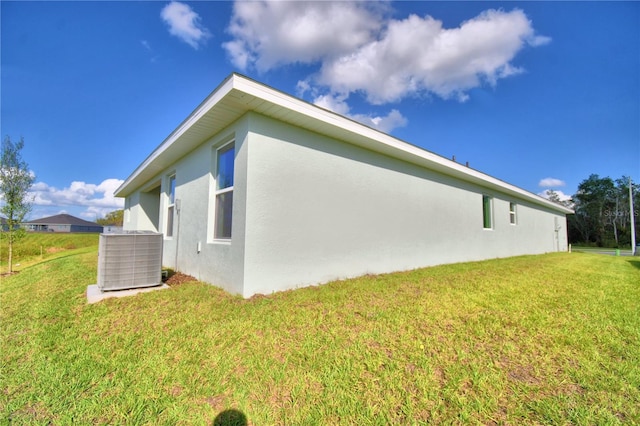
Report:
1,136,35,274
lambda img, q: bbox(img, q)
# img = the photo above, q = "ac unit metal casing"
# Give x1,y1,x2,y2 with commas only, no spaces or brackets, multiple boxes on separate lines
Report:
97,232,163,291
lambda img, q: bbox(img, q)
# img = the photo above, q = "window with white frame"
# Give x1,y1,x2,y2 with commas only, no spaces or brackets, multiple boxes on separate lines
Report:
166,175,176,237
214,142,234,239
482,195,493,229
509,202,517,225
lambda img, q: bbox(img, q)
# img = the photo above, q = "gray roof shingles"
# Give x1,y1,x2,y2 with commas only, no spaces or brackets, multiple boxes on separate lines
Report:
24,214,102,227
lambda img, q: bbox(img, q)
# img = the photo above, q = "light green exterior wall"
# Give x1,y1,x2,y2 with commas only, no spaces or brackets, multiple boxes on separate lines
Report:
240,113,567,296
124,117,250,295
125,111,568,297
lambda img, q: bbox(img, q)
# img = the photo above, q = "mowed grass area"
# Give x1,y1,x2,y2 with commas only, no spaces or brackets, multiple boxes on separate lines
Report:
0,232,99,274
1,236,639,425
572,246,636,256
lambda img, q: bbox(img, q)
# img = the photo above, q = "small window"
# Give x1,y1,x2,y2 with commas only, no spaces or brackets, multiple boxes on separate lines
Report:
166,175,176,237
509,202,517,225
214,143,234,239
482,195,493,229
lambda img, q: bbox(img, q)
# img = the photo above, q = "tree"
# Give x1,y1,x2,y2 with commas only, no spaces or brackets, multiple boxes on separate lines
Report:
569,174,639,247
543,189,573,209
0,136,35,274
96,209,123,226
573,175,613,245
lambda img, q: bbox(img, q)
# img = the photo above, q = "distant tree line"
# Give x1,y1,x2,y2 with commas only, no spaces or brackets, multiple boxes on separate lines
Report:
547,174,638,248
97,209,123,227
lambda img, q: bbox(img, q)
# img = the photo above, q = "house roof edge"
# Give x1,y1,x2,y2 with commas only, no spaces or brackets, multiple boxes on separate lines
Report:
115,73,573,215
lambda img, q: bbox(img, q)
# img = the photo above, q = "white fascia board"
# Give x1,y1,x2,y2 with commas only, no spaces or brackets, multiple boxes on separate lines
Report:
115,75,237,197
233,75,573,214
116,73,573,214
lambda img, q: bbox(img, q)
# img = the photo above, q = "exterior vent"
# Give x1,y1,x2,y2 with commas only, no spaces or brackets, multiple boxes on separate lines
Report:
97,232,163,291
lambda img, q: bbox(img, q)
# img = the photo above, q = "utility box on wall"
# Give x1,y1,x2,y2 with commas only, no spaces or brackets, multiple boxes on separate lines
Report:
97,232,163,291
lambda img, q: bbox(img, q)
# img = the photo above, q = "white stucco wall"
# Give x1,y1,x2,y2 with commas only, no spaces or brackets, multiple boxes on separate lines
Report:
123,184,161,233
123,118,250,295
241,113,568,297
124,111,568,298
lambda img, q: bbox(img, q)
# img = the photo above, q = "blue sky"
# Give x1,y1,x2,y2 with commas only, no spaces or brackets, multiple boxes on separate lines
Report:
2,1,638,221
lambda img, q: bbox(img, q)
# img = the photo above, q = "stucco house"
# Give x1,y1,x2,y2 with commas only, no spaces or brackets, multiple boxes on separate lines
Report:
24,214,103,233
116,73,572,298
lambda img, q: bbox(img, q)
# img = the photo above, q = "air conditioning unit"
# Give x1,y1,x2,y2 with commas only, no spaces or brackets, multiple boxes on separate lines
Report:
97,232,163,291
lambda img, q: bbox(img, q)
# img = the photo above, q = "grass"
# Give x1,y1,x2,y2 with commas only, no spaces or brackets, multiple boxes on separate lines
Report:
571,246,636,256
1,236,639,425
0,232,99,274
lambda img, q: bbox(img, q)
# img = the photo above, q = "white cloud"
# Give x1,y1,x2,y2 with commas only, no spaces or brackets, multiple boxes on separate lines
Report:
538,177,566,188
224,3,549,106
315,9,545,104
529,35,552,47
161,1,211,49
357,109,408,134
539,189,573,203
313,93,407,133
223,2,548,134
29,178,125,219
224,1,385,71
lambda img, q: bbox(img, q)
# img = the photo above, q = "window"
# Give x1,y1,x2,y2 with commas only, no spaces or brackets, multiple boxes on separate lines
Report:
482,195,493,229
509,202,517,225
166,175,176,237
214,143,234,239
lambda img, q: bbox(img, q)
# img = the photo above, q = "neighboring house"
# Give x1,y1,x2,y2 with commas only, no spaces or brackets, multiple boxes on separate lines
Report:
24,214,104,233
116,73,573,298
1,217,23,231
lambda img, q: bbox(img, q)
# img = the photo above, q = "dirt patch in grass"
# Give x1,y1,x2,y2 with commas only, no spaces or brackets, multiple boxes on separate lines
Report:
165,271,197,286
205,394,226,410
46,247,66,254
170,385,184,397
8,401,52,424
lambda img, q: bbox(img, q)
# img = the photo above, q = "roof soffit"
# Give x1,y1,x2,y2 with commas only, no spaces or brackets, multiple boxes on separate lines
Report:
116,73,572,214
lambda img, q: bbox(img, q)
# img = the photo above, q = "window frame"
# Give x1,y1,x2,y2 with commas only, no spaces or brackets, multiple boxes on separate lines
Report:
509,202,517,225
213,141,235,241
482,195,493,230
166,174,176,237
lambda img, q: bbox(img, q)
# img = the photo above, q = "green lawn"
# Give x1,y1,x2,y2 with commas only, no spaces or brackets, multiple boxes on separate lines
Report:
0,232,99,274
571,246,636,256
1,237,639,424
